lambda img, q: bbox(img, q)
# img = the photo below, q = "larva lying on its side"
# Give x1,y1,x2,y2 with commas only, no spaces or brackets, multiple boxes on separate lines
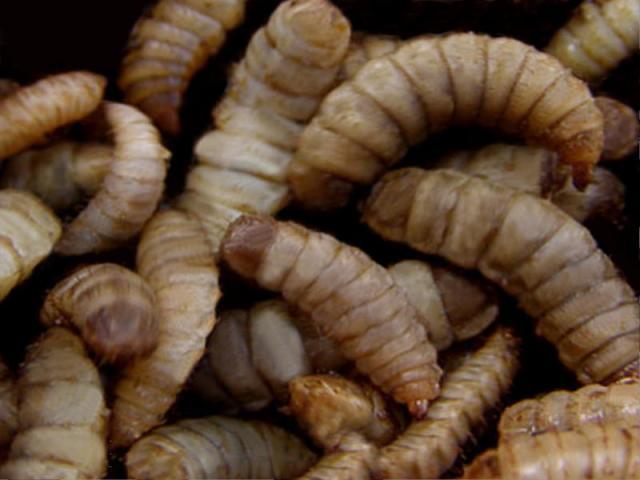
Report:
499,380,640,439
545,0,639,84
0,72,106,161
41,263,159,363
0,79,19,99
111,209,220,449
1,142,113,211
55,102,169,255
0,357,17,452
378,327,520,479
595,96,639,161
177,0,351,253
364,168,640,384
0,328,108,480
289,33,604,210
464,423,640,479
340,33,400,80
126,416,317,480
221,215,442,418
0,190,62,301
119,0,246,135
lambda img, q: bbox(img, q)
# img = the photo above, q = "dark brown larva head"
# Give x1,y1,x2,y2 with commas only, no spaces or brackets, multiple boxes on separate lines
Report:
220,215,277,279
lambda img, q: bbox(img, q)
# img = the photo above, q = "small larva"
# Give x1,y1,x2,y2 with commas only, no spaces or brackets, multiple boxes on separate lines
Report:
364,168,640,384
0,357,17,451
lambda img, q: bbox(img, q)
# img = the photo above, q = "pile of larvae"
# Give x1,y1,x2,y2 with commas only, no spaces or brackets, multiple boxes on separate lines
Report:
0,0,638,479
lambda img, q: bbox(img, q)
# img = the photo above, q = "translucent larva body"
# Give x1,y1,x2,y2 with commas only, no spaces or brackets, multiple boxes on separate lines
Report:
0,357,17,451
364,168,639,384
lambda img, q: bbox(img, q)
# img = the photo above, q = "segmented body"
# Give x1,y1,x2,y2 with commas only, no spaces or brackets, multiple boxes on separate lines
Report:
595,96,639,161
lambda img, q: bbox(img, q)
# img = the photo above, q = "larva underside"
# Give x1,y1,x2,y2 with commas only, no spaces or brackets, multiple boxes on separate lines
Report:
364,168,640,384
110,209,220,449
221,215,442,418
0,357,17,452
289,32,603,210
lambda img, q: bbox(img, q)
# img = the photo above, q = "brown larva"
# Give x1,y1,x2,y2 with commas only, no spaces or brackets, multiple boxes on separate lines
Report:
0,357,17,452
364,168,640,384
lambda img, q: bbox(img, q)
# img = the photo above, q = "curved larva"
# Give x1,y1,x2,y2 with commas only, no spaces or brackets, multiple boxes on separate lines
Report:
119,0,246,134
0,328,108,480
126,416,317,480
596,96,640,161
341,33,400,80
0,79,19,99
41,263,159,363
0,72,106,161
364,168,640,384
0,190,62,301
1,141,113,211
378,327,520,479
55,102,169,255
0,357,17,451
289,33,604,210
464,423,640,479
499,380,640,439
221,215,442,418
177,0,350,253
110,209,220,449
545,0,640,84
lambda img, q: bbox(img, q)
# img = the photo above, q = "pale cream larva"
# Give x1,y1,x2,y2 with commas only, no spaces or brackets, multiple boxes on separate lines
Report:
340,33,400,80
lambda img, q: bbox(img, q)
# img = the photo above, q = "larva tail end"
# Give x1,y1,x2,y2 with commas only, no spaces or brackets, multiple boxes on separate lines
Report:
288,162,353,211
221,215,277,279
463,450,500,479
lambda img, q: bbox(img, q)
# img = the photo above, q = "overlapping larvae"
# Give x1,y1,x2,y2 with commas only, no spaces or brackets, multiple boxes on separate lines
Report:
289,32,604,210
126,416,317,480
0,357,17,452
119,0,246,135
546,0,639,84
177,0,351,253
340,33,400,79
364,168,639,384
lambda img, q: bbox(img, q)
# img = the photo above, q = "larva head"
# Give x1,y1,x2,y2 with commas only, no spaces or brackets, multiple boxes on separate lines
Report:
220,215,277,279
463,450,500,479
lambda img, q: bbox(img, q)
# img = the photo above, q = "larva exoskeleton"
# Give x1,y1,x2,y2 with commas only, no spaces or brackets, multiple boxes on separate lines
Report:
364,168,640,384
0,72,106,161
378,327,520,479
110,209,220,449
0,357,17,452
0,190,62,301
499,380,640,439
126,416,317,480
0,79,19,99
545,0,639,84
596,96,639,161
1,141,113,211
0,328,108,480
177,0,350,253
221,215,441,418
41,263,159,363
119,0,246,134
289,33,604,210
341,33,400,80
55,102,169,255
464,423,640,479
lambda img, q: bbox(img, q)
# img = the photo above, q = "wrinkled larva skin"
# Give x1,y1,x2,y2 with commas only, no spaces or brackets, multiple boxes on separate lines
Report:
221,215,442,418
1,141,113,211
364,168,640,385
464,423,640,480
177,0,351,254
546,0,640,84
126,416,317,480
595,96,640,161
0,190,62,301
41,263,159,364
499,380,640,439
0,357,17,452
119,0,246,134
110,209,220,449
340,33,400,80
378,327,520,479
0,328,108,480
55,102,169,256
0,72,106,161
289,33,604,210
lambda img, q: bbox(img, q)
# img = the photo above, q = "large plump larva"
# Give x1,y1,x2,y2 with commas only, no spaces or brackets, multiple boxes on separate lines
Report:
177,0,350,253
545,0,639,84
363,168,640,384
0,328,108,480
464,423,640,479
0,72,106,161
119,0,246,134
55,102,169,255
0,357,17,452
110,209,220,449
1,141,113,211
499,380,640,439
378,327,520,479
0,190,62,301
126,415,317,480
340,33,400,80
289,33,604,210
596,96,640,161
221,215,442,418
40,263,159,363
